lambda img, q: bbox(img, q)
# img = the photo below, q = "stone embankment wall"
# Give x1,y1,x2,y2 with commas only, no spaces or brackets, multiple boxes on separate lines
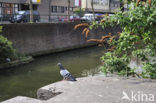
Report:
1,23,121,56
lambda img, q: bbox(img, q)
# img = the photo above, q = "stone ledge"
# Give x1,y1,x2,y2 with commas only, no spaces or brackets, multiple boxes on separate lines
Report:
0,56,34,69
36,76,122,100
2,76,156,103
37,76,156,103
1,96,42,103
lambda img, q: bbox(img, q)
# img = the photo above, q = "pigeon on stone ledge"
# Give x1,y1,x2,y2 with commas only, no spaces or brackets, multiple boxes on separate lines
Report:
57,63,77,81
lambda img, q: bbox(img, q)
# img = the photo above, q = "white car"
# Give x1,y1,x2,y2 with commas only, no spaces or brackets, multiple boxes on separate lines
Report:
81,13,94,22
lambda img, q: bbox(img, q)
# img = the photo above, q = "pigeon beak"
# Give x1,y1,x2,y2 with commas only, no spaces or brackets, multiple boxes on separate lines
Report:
57,63,63,69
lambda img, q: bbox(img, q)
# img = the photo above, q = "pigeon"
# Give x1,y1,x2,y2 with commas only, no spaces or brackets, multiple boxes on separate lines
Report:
57,63,77,81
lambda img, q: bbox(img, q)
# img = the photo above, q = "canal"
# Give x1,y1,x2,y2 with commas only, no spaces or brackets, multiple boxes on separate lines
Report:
0,46,105,102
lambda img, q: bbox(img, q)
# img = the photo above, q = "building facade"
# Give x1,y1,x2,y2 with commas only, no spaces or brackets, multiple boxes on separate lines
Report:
0,0,75,22
81,0,110,13
51,0,75,15
0,0,120,22
80,0,120,13
110,0,120,12
0,0,40,21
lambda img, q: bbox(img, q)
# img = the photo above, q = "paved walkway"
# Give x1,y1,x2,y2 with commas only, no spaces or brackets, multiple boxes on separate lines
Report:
2,76,156,103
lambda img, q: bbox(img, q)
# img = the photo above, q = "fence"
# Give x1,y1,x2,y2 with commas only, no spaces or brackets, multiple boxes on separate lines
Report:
0,14,81,24
40,15,70,23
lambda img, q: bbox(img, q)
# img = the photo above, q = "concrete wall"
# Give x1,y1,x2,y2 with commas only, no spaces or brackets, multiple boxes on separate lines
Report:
0,23,121,56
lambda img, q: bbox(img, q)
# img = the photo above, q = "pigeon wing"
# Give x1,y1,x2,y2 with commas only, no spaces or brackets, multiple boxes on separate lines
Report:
60,69,69,77
60,70,76,81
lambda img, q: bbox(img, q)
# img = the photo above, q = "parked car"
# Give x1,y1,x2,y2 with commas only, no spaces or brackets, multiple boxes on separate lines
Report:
70,16,80,22
81,13,94,22
9,11,40,23
58,16,68,22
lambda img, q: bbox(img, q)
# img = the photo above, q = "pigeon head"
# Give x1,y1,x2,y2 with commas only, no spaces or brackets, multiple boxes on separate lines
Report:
57,63,65,70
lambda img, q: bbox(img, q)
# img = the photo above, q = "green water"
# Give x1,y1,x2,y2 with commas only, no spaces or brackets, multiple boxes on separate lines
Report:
0,46,104,102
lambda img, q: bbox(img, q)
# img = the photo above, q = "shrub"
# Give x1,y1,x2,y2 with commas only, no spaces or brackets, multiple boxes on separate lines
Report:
74,1,156,78
99,1,156,78
0,35,17,63
142,63,156,79
101,52,131,76
93,1,156,78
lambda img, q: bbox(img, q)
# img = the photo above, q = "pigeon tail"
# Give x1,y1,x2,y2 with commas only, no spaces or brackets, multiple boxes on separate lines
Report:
64,73,77,81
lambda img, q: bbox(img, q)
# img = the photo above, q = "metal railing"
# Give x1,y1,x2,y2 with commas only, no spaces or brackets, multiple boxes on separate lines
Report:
40,15,69,23
0,14,82,24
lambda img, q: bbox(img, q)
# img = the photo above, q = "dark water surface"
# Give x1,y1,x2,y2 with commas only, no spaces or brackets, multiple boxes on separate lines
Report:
0,46,104,102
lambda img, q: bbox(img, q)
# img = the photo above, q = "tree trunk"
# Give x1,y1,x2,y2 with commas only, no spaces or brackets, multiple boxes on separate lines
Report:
120,0,124,12
67,0,70,21
29,0,33,23
80,0,82,17
91,0,95,21
49,0,51,22
109,0,111,12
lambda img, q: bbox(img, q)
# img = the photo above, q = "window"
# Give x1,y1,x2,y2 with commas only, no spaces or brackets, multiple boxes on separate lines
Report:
13,4,19,13
14,4,18,8
52,6,57,13
65,7,67,11
58,6,61,13
70,7,73,11
52,6,66,13
61,7,64,13
0,2,19,21
57,6,65,13
113,3,118,7
3,3,12,15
